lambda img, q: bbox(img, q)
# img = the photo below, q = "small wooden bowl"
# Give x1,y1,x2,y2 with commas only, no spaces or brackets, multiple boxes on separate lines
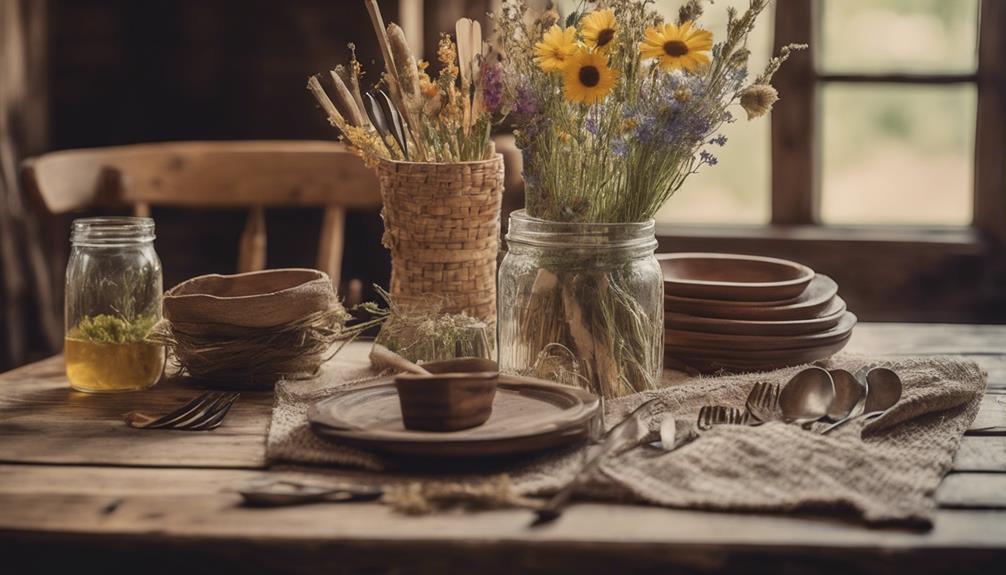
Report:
394,358,499,432
658,253,814,301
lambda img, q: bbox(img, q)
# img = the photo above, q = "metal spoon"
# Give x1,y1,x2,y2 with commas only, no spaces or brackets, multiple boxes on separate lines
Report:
863,368,903,413
779,367,835,425
821,367,903,435
825,368,867,422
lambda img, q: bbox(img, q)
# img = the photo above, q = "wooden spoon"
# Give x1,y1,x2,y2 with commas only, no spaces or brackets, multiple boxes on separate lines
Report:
369,343,431,375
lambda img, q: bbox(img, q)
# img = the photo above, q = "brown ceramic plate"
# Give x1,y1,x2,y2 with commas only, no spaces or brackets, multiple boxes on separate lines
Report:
665,297,846,336
665,312,856,351
665,275,839,321
659,252,814,301
308,374,599,458
664,333,853,374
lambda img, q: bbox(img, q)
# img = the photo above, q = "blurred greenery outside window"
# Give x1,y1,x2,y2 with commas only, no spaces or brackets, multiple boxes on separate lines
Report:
649,0,981,227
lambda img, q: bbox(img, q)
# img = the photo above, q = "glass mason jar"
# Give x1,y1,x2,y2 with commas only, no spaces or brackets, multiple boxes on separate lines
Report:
498,210,664,398
64,217,165,392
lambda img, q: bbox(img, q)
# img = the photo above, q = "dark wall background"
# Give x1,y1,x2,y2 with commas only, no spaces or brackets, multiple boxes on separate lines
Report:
43,0,399,292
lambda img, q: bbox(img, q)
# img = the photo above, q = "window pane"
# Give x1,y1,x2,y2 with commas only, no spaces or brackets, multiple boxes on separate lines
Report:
818,0,979,74
654,0,773,224
819,84,975,226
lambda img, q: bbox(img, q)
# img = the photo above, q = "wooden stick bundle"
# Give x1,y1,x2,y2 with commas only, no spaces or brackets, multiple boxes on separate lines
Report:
306,1,495,164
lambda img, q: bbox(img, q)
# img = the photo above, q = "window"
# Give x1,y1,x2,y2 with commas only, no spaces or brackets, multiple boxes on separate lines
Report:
651,0,1005,322
817,0,979,226
653,0,1003,237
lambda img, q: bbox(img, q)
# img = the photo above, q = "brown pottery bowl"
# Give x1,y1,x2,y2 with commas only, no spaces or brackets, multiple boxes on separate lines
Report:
658,252,814,301
394,358,499,432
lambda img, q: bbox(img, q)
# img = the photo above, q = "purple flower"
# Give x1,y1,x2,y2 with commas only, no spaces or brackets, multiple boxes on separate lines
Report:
727,65,748,91
699,150,718,166
709,134,727,146
480,62,504,113
512,83,539,123
612,138,629,159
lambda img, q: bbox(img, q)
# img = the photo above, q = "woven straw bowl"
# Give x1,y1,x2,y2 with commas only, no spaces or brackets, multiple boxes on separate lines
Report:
163,268,336,336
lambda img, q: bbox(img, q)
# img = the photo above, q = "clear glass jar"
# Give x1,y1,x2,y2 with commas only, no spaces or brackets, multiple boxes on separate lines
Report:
64,217,165,392
498,210,664,398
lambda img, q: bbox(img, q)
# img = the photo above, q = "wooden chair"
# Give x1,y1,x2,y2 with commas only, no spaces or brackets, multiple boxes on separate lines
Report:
22,140,383,290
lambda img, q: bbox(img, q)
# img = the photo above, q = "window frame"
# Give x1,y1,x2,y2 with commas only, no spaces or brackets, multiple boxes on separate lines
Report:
764,0,1001,236
656,0,1005,244
652,0,1006,322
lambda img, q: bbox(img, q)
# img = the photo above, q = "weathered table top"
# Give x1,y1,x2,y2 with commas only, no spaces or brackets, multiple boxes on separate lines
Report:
1,323,1005,574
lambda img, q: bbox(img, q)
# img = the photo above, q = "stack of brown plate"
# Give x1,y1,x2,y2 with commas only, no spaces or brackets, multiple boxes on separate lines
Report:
660,253,855,373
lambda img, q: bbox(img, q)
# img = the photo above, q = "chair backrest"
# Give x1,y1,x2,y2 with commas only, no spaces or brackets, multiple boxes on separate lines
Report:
22,140,383,288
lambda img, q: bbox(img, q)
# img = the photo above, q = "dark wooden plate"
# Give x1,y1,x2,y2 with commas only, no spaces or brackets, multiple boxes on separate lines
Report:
308,374,599,458
664,334,853,374
665,312,856,351
665,297,846,336
664,275,839,321
659,252,814,301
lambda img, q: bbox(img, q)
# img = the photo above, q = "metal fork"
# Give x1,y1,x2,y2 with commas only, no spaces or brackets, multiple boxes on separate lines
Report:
697,405,751,431
125,391,240,431
745,381,781,424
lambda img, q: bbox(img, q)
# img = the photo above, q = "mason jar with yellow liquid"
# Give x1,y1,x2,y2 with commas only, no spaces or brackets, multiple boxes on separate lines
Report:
65,217,165,392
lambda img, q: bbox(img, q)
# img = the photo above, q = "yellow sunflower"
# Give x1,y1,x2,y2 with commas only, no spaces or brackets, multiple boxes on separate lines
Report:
535,25,578,72
639,21,713,72
562,48,617,105
581,9,618,52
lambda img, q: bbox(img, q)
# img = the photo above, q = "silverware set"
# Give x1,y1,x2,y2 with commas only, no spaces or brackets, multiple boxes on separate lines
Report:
532,365,904,525
699,365,902,434
124,391,240,431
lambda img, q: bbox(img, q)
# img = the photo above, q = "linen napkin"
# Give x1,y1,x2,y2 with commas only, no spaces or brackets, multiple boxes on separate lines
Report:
266,354,986,526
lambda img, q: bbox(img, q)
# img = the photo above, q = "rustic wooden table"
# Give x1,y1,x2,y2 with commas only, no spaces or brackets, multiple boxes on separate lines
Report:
1,323,1005,574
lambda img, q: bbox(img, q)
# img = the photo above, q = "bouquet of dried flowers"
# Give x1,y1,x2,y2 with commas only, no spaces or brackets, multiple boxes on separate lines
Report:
307,0,505,165
492,0,805,397
306,1,508,346
495,0,804,222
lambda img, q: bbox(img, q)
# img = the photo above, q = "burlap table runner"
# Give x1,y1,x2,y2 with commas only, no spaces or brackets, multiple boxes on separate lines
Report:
266,354,986,526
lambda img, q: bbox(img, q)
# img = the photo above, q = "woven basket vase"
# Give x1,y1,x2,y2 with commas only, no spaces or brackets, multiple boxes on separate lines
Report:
376,154,504,324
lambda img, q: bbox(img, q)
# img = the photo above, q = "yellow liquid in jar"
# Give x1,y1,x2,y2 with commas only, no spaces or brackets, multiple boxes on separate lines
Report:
65,337,165,392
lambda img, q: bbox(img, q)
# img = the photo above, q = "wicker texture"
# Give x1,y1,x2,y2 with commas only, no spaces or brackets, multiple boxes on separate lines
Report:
377,155,504,323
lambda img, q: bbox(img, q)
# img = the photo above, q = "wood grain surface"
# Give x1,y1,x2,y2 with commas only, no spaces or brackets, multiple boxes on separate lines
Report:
1,324,1005,574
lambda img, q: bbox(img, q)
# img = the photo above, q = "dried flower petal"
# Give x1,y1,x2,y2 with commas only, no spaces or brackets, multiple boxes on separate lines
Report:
739,84,779,120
